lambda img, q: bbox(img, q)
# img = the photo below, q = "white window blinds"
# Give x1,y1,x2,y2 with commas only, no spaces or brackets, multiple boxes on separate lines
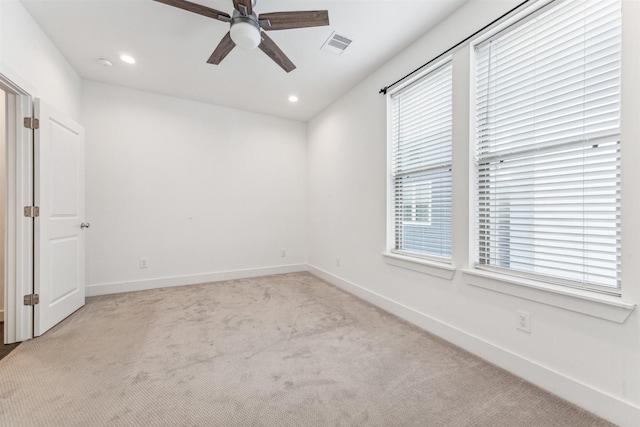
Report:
390,61,452,260
475,0,621,294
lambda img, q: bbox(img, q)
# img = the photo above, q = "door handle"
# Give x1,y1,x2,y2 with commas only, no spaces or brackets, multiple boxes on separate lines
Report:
81,222,91,229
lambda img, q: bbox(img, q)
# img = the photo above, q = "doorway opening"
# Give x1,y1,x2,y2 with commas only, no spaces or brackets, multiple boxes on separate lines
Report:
1,73,86,345
1,87,5,333
0,88,8,359
1,73,34,345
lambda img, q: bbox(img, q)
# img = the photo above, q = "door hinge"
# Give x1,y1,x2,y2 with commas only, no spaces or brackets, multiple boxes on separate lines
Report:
23,294,40,306
24,206,40,217
23,117,40,130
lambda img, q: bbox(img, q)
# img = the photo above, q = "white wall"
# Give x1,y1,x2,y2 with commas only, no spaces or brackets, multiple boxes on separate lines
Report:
307,1,640,426
82,82,307,294
0,0,81,120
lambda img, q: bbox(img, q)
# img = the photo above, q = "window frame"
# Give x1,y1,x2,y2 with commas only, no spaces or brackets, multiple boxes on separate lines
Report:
386,57,454,267
470,0,623,296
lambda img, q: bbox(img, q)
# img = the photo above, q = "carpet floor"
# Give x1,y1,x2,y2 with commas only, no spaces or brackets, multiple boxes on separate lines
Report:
0,272,613,426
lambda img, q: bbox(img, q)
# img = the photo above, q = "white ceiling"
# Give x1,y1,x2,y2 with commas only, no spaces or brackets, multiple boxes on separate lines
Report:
21,0,468,121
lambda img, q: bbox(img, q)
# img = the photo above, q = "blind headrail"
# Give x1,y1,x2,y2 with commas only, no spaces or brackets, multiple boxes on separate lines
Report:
379,0,532,95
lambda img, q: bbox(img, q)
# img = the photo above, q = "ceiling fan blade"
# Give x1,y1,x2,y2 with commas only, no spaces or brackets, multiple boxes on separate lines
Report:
233,0,253,15
259,11,329,31
258,32,296,73
207,32,236,65
153,0,230,22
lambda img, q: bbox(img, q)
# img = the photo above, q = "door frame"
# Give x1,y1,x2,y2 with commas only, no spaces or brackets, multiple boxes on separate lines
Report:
1,72,34,344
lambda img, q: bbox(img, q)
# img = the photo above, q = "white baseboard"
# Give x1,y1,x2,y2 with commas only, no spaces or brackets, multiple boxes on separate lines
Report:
307,264,640,427
85,264,308,297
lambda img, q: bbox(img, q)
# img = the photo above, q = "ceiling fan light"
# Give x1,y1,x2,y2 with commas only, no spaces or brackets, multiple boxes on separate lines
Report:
230,21,261,50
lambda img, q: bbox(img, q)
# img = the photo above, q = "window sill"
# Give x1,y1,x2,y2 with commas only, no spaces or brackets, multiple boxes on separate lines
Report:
462,269,636,323
383,252,456,280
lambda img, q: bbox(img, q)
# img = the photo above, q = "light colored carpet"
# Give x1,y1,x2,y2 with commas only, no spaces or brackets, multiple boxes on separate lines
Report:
0,272,613,426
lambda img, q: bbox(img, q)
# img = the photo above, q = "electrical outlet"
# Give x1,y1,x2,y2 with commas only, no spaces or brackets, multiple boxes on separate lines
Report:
516,310,531,333
140,258,149,268
281,248,286,257
336,256,341,267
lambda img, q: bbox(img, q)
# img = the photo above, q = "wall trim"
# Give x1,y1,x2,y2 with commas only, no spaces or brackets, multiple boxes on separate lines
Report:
85,264,307,297
463,268,635,323
383,252,456,280
307,264,640,427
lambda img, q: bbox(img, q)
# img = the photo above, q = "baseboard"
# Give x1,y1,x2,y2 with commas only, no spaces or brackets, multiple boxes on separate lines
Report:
85,264,308,297
307,264,640,427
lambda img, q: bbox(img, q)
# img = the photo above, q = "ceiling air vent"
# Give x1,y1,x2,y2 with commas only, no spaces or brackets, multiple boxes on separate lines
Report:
321,32,352,55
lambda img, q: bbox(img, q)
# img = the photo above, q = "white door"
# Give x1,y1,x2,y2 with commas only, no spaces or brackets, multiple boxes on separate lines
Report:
33,99,86,336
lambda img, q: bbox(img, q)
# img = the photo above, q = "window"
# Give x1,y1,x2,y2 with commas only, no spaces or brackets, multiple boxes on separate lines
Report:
390,61,452,260
474,0,621,295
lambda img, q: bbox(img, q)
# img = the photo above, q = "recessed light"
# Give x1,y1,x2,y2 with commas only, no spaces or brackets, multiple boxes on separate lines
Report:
97,58,113,67
120,54,136,64
288,95,299,103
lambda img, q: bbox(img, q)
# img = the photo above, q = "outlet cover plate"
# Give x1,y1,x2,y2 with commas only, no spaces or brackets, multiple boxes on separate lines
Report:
517,310,531,333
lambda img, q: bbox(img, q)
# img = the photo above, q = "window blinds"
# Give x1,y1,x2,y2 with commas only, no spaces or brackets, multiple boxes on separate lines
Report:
391,62,452,259
475,0,621,293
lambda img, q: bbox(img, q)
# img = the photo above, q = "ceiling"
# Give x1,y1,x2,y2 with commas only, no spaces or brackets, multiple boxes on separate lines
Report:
21,0,468,121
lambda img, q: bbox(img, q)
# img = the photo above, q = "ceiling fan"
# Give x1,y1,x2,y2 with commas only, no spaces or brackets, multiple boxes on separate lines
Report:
154,0,330,73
